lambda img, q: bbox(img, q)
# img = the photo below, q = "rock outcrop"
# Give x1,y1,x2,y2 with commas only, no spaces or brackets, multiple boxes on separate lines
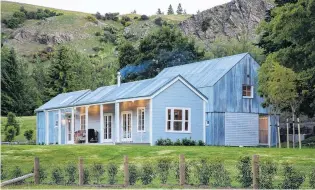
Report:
179,0,274,41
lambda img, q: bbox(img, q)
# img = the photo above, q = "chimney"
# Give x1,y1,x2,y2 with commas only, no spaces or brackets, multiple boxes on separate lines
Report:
117,72,121,87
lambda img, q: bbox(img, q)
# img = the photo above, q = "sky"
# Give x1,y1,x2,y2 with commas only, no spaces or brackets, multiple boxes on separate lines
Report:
7,0,231,15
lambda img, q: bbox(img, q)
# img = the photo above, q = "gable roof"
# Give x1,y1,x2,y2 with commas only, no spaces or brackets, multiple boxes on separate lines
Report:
156,53,248,88
36,75,207,111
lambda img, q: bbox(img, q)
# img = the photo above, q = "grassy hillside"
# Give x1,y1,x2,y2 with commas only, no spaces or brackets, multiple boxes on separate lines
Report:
1,116,36,142
1,145,314,188
1,1,190,57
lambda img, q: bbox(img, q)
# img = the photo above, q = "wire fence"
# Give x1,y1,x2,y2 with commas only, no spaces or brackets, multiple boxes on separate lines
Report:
1,155,315,188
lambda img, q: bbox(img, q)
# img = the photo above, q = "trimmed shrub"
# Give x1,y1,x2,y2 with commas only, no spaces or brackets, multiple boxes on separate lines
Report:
310,168,315,188
211,162,231,187
65,163,76,184
198,140,205,146
51,167,64,184
281,163,305,189
31,167,47,183
181,137,196,146
5,126,16,142
196,159,211,185
174,160,191,183
91,163,105,184
259,160,277,189
83,168,90,184
174,139,181,146
156,158,172,184
140,163,154,185
237,156,252,188
140,15,149,20
129,164,138,185
107,163,118,185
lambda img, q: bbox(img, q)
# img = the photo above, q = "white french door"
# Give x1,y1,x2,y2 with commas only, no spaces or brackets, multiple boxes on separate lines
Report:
67,118,72,144
104,114,113,142
121,111,132,141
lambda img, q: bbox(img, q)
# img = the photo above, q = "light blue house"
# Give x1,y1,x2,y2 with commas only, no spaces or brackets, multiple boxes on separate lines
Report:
35,53,278,146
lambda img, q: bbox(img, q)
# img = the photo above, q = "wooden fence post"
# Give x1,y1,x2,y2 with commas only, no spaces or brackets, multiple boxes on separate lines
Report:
252,155,259,189
124,155,129,187
79,157,84,186
179,154,185,186
34,157,39,184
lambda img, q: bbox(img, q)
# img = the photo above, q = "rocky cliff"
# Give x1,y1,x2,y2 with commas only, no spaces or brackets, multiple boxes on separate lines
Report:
179,0,274,42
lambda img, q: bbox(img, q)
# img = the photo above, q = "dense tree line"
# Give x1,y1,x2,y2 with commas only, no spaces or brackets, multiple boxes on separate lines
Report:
258,0,315,118
1,45,117,116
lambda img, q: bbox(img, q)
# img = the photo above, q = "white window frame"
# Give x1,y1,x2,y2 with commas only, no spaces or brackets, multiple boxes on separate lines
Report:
165,107,191,133
80,114,86,130
103,113,113,142
137,107,145,132
242,85,254,98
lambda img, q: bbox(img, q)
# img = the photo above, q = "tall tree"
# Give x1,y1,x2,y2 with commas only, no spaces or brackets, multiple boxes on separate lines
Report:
44,46,76,99
1,47,36,116
118,42,139,69
156,8,162,15
257,0,315,117
176,3,183,14
167,4,174,15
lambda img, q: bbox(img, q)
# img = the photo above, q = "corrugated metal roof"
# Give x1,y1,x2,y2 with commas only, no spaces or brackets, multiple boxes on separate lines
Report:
35,53,247,111
35,90,90,111
156,53,248,88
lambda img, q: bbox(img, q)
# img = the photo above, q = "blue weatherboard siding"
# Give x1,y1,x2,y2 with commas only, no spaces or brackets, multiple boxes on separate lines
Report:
152,80,204,144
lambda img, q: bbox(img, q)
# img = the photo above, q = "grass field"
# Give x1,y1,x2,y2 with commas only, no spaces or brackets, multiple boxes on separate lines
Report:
1,145,315,188
1,116,36,142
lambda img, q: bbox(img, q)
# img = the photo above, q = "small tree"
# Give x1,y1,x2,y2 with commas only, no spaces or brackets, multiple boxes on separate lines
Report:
24,130,33,141
167,5,174,15
5,112,20,135
176,3,183,15
5,126,16,142
157,8,162,15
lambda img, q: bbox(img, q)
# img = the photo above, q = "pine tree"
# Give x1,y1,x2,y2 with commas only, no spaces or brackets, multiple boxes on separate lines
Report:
44,46,76,99
157,8,162,15
167,5,174,15
176,3,183,15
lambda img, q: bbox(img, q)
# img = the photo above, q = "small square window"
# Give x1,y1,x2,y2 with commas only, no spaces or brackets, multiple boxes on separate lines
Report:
242,85,253,98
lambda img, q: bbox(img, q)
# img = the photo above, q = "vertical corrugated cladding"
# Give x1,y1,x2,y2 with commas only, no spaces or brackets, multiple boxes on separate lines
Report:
36,111,46,144
206,112,225,145
212,54,267,113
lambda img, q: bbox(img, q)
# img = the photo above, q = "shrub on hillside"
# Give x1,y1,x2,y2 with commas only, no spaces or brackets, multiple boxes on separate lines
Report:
95,12,103,20
281,163,305,189
95,31,101,36
85,15,97,24
154,17,163,26
237,156,252,188
140,15,149,20
259,160,277,189
133,16,139,19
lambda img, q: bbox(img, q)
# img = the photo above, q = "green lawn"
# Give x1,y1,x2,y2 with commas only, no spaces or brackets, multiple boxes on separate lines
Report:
1,145,315,188
1,116,36,142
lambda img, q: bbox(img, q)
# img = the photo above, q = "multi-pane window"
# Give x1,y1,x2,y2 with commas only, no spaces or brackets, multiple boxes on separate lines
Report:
166,108,190,132
242,85,253,98
137,108,145,132
80,114,86,130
